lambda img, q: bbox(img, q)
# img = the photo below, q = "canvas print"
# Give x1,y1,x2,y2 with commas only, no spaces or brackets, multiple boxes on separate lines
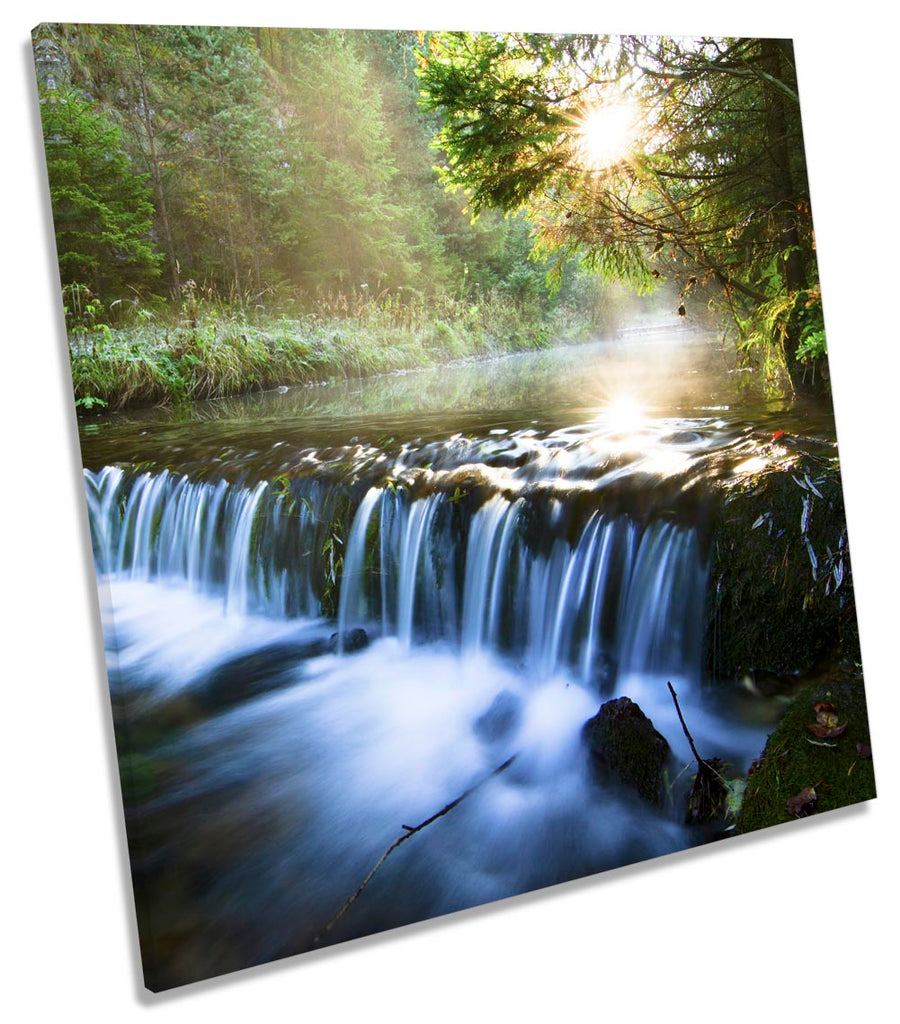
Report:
33,24,876,990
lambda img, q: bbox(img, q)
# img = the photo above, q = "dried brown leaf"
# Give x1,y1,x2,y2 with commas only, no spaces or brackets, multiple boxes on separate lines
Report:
806,722,848,739
787,786,818,817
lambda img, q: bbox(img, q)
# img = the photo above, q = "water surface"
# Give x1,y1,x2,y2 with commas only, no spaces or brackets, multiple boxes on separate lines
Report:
81,321,838,989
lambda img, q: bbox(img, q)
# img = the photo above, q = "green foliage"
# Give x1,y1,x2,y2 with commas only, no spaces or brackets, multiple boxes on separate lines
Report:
282,31,422,293
417,32,657,293
39,87,162,298
417,33,826,391
321,530,344,619
68,288,593,412
735,284,826,388
74,395,108,410
418,33,576,214
163,28,293,296
723,777,747,822
796,327,827,364
62,282,104,334
34,23,615,407
35,26,582,309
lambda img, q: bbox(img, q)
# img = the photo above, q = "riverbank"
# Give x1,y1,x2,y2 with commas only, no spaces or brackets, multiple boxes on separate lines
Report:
69,293,598,413
734,671,875,833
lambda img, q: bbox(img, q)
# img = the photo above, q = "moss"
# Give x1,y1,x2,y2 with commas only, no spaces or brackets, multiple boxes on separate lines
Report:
735,674,876,834
706,451,859,679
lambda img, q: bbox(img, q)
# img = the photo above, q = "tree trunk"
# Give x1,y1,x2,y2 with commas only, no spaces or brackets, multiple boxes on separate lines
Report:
131,27,181,303
760,39,813,395
216,142,243,304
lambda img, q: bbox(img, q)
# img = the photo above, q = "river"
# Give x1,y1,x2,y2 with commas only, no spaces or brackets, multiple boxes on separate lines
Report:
79,318,837,989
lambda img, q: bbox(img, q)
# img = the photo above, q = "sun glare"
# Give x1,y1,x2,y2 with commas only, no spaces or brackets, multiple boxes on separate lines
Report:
605,395,645,435
576,99,640,170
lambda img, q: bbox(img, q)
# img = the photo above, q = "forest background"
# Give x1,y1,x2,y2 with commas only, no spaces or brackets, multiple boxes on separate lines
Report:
36,21,623,412
35,20,832,410
5,1,897,1022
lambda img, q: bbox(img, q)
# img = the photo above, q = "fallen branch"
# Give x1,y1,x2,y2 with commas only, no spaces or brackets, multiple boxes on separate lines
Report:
668,681,705,764
668,681,729,825
314,754,517,944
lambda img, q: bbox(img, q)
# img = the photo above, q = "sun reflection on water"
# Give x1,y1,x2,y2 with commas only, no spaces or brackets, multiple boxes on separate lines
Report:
732,455,769,476
604,395,646,435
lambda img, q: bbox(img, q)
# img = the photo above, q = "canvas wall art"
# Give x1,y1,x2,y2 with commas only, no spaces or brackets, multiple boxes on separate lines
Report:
32,23,876,991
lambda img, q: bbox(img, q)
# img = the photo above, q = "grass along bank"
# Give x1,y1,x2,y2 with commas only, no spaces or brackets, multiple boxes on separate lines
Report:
68,289,600,413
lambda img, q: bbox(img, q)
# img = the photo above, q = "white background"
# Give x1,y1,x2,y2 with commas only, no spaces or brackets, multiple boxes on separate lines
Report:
3,2,897,1021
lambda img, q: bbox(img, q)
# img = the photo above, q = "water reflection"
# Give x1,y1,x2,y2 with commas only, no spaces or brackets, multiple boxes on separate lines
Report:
79,325,836,476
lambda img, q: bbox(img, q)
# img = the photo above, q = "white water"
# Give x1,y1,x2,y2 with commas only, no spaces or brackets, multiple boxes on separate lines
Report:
88,465,709,684
85,451,770,983
100,575,767,980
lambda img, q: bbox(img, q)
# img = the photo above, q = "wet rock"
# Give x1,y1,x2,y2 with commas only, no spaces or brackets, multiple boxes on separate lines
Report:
329,627,369,653
473,691,522,743
482,449,530,469
661,430,702,445
196,628,371,710
583,697,671,806
196,638,329,710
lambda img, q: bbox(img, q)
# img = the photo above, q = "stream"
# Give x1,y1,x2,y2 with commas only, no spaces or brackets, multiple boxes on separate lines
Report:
80,319,837,989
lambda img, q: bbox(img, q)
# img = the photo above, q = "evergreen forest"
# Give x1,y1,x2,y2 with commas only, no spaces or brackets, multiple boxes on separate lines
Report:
34,25,608,411
28,23,876,995
34,26,825,411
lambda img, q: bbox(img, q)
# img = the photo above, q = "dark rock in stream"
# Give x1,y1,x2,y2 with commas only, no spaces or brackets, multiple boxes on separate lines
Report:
331,627,369,653
482,449,530,470
661,430,703,445
583,697,671,806
196,638,330,711
197,628,370,712
473,690,522,744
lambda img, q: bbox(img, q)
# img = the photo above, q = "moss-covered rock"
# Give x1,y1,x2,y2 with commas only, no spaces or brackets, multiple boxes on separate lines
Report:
706,448,859,679
735,674,876,834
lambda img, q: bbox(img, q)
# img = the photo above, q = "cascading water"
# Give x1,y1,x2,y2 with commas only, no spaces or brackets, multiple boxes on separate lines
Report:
331,484,706,684
86,460,707,689
80,338,801,989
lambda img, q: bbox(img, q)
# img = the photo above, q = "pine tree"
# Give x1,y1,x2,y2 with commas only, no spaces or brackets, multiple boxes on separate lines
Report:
38,86,162,300
280,30,421,294
155,25,291,301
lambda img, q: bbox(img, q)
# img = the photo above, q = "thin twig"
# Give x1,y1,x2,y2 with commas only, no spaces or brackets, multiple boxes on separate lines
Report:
667,681,728,785
313,755,517,944
667,681,704,764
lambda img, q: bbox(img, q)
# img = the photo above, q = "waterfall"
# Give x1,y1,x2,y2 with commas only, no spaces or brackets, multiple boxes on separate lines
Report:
86,465,707,689
336,485,706,686
84,467,346,619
